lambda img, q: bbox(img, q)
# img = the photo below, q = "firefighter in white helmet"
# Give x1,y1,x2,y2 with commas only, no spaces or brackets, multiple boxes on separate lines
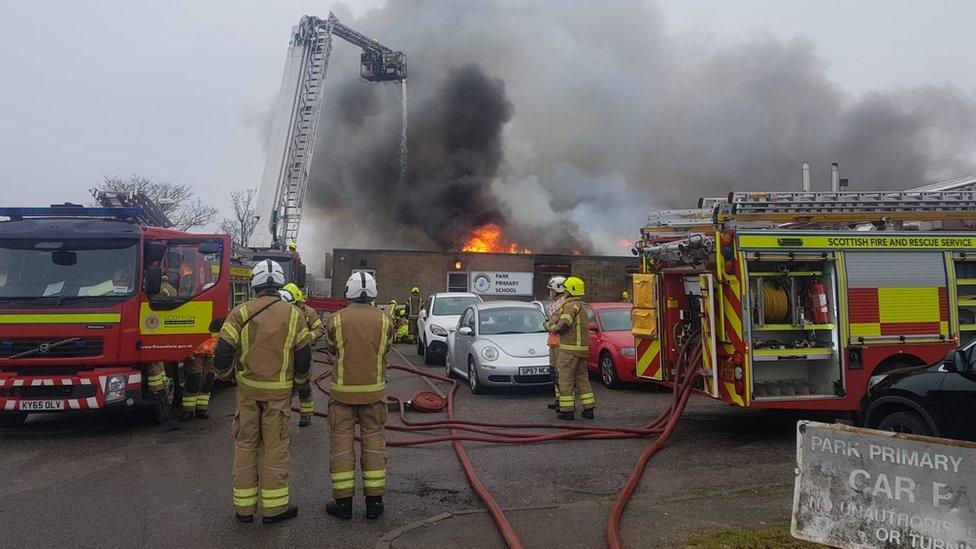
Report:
544,276,595,420
544,276,567,412
323,271,395,520
215,260,312,524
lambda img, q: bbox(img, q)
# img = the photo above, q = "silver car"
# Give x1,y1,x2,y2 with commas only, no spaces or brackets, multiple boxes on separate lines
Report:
446,301,552,394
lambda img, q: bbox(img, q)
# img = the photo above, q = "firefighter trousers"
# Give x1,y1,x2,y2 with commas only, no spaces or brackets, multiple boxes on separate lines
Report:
232,392,292,517
556,352,596,413
295,382,313,415
328,399,388,499
147,362,169,393
548,346,560,400
182,355,215,413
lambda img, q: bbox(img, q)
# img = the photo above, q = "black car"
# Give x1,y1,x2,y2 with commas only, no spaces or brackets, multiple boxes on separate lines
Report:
859,342,976,441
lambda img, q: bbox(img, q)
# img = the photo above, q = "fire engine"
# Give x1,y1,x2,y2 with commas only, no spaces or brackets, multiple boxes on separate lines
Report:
631,185,976,413
0,196,239,426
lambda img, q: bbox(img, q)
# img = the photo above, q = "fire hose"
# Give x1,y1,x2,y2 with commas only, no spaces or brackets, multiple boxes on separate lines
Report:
306,333,702,548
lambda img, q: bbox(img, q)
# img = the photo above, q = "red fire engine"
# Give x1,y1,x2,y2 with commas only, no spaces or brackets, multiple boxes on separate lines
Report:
0,200,236,426
631,189,976,412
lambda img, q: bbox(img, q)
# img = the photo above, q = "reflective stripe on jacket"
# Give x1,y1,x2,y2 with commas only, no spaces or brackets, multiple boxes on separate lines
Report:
545,297,588,357
324,303,395,405
218,295,311,399
299,303,324,343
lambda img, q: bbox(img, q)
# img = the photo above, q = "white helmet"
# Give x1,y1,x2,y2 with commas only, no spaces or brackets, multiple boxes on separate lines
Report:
251,260,285,291
278,289,295,303
345,270,378,301
546,275,567,293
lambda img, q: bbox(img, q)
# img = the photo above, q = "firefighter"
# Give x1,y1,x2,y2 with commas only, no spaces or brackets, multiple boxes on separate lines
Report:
323,271,395,520
147,271,178,395
395,307,410,343
181,335,217,420
214,259,312,524
407,286,423,339
387,299,398,319
284,282,324,428
545,276,595,420
544,276,567,411
620,290,631,303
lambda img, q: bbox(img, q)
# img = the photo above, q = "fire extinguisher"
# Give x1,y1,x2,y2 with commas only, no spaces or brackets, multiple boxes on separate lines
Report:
806,279,830,324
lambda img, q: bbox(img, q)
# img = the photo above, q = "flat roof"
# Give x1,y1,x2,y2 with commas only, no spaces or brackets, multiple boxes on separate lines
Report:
331,248,635,261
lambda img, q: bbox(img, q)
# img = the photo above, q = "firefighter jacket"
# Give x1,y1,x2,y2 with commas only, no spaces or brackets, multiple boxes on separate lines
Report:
546,296,566,348
215,294,312,400
299,302,324,343
545,297,589,357
324,302,395,405
407,295,423,319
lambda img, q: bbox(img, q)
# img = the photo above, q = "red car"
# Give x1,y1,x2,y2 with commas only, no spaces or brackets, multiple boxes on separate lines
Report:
584,303,641,389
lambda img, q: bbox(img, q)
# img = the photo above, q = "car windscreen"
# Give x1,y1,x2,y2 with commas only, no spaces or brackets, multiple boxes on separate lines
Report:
0,238,139,302
598,308,632,331
432,296,481,315
479,307,547,335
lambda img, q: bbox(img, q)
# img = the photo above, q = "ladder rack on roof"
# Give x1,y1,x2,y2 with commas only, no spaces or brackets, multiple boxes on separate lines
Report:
91,190,173,227
717,189,976,225
644,209,714,232
907,174,976,193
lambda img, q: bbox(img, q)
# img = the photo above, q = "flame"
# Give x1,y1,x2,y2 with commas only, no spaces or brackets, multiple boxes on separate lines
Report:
461,223,531,254
617,237,633,250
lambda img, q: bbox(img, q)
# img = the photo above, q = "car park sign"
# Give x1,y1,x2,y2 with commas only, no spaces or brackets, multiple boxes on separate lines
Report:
470,272,533,296
792,421,976,548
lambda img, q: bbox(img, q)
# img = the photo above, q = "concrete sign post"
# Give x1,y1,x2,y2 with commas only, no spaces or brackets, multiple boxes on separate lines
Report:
469,271,533,296
792,421,976,548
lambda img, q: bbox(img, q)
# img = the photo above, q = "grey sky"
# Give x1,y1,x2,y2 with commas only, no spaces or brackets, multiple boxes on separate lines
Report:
1,1,973,231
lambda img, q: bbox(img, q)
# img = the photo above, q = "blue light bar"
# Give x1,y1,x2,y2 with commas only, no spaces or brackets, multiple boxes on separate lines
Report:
0,206,145,220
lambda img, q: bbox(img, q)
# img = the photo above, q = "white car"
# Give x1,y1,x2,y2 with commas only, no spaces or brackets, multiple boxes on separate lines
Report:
417,292,483,365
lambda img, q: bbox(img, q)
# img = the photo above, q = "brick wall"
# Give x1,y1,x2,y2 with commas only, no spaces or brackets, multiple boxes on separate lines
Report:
330,249,637,304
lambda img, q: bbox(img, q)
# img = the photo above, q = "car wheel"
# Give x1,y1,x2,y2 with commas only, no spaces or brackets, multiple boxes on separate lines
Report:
0,412,28,428
600,352,622,390
423,340,436,366
468,357,484,395
445,352,457,379
417,336,425,356
877,410,932,436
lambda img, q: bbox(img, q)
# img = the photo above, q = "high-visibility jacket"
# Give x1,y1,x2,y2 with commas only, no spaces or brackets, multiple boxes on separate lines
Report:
298,302,324,343
545,297,588,357
324,303,395,405
218,295,311,400
546,296,566,348
407,295,423,319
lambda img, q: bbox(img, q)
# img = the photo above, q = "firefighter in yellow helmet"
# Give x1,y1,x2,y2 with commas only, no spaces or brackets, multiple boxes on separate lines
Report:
407,286,423,340
283,282,324,427
215,260,312,524
181,335,217,421
544,276,567,412
544,276,595,420
323,271,395,520
147,275,178,396
620,290,631,303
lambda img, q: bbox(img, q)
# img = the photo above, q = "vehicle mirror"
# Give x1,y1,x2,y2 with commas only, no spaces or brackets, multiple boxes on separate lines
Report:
145,241,167,264
947,349,965,373
588,322,599,332
145,266,162,296
51,250,77,266
420,310,428,319
458,326,473,336
197,241,221,254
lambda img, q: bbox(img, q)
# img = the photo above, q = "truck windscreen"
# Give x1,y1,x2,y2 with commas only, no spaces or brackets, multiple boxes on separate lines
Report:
0,238,139,304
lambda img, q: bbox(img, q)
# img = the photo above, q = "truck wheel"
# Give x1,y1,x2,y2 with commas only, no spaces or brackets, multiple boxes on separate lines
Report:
600,352,622,390
146,378,176,425
877,410,932,436
0,413,28,428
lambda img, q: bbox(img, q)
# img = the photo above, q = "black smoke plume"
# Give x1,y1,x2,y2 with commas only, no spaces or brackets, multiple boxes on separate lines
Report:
297,0,976,255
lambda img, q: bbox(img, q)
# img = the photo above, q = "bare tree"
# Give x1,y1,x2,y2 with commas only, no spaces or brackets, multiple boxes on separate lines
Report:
96,175,218,231
218,188,259,248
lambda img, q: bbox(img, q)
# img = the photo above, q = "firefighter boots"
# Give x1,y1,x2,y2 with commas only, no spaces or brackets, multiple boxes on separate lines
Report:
326,497,353,520
366,495,384,519
262,504,298,524
299,412,311,427
581,408,594,420
557,411,575,421
180,410,194,422
236,513,254,524
195,409,210,419
547,400,558,410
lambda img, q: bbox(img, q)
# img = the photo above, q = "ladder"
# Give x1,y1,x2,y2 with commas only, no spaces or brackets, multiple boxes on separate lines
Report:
642,208,715,234
718,190,976,225
908,174,976,193
91,190,173,227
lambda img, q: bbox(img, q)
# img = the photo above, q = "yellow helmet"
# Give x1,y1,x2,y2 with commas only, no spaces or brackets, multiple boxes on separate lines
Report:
283,282,303,302
621,290,630,299
564,276,585,297
410,286,420,295
287,241,298,251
